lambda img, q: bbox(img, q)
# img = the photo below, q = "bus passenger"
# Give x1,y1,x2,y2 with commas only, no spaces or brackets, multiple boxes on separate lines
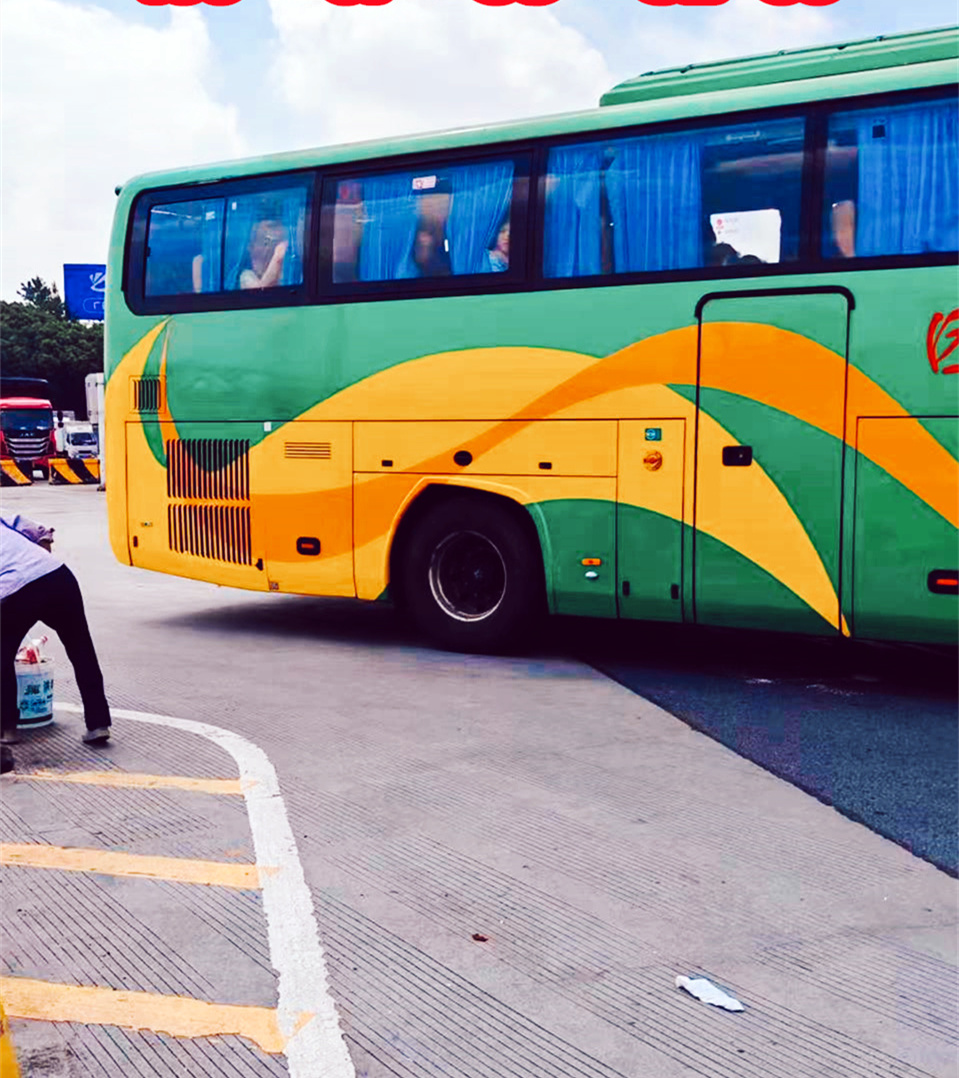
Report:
486,222,510,273
831,200,856,258
240,219,289,289
412,225,451,278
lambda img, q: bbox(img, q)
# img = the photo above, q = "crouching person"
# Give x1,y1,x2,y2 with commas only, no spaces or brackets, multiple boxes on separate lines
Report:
1,512,112,753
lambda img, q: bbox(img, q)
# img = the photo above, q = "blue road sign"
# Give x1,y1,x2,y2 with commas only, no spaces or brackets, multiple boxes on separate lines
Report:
63,264,106,321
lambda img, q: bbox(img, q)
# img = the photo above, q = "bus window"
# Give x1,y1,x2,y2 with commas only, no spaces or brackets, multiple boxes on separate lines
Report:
543,116,805,278
223,186,310,291
145,199,223,297
330,159,516,284
823,94,959,259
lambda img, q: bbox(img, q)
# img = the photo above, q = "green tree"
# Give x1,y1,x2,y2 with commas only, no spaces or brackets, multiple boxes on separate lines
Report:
17,277,67,320
1,278,103,417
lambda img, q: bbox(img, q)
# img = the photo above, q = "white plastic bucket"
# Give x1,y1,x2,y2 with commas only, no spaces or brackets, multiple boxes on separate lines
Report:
16,658,55,728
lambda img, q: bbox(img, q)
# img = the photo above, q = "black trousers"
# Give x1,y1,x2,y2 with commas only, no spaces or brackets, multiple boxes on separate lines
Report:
1,565,110,734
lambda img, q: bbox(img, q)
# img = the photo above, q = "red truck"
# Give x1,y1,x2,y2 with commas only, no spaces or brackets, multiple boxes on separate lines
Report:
0,378,56,479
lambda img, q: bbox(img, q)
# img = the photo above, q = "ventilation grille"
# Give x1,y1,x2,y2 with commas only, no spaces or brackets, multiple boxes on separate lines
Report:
168,504,251,566
166,439,252,565
167,440,249,501
285,441,332,460
133,378,163,413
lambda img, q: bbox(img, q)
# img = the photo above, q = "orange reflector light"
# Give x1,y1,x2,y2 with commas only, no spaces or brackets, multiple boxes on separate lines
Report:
581,558,602,567
928,570,959,595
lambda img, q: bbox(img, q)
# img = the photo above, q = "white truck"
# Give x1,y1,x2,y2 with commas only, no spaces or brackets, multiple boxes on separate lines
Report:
55,422,98,460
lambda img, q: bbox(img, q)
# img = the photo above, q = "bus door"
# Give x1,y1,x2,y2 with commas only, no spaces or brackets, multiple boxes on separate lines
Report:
617,419,687,622
694,290,851,636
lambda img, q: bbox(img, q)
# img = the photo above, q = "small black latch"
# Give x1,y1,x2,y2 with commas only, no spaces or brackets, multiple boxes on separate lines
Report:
538,461,552,470
296,537,321,557
255,558,264,571
722,445,753,467
132,536,138,548
622,581,631,597
454,450,473,466
670,584,680,600
381,459,393,468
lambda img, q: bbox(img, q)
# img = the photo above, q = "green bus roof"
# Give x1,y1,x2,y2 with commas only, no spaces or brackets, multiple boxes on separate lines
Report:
600,25,959,107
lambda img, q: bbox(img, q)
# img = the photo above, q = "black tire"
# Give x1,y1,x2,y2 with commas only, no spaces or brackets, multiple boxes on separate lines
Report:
399,495,544,652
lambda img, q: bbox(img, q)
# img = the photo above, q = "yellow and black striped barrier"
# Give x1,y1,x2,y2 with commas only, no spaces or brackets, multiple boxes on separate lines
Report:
0,460,32,486
49,458,100,485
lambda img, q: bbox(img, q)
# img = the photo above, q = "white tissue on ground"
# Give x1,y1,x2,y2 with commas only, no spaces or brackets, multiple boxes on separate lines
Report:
675,975,745,1011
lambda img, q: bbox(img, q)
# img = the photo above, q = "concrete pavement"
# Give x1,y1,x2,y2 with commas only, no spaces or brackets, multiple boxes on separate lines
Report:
1,485,956,1076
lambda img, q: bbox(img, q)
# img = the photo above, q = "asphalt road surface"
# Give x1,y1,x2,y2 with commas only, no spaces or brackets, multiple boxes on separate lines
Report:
559,619,958,876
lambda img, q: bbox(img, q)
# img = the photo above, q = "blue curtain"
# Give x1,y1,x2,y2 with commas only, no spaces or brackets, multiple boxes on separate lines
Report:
357,173,419,282
197,201,223,292
855,100,959,257
605,134,702,273
543,145,605,278
224,198,258,290
446,162,514,275
279,191,307,286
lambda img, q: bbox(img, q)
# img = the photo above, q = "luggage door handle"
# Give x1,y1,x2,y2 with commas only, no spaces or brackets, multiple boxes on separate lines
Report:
722,446,753,467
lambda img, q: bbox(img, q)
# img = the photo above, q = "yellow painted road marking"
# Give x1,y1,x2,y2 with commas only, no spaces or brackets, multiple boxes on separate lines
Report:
0,844,261,889
13,770,244,795
0,976,300,1056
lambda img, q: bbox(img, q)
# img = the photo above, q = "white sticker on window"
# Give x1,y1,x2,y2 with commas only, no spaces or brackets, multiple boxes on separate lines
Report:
711,209,782,265
412,176,438,191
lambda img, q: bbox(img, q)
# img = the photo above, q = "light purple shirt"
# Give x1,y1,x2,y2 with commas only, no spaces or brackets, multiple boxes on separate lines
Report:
0,513,64,601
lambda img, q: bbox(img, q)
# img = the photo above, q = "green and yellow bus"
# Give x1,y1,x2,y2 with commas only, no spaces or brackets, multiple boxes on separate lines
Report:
105,26,958,651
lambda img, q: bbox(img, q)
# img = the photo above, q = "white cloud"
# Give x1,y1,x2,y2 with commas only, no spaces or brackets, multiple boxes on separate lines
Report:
0,0,247,300
266,0,611,147
609,0,838,82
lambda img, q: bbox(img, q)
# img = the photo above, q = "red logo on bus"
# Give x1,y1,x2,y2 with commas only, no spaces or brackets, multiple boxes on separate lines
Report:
927,310,959,375
136,1,241,6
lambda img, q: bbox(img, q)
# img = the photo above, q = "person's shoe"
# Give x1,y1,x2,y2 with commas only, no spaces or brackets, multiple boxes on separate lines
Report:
82,727,111,745
0,745,14,774
0,730,23,745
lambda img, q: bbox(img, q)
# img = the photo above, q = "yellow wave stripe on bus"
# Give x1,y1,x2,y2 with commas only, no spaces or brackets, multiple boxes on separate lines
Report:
244,328,936,627
115,320,953,614
289,323,955,525
105,321,169,562
263,376,843,628
693,323,959,529
123,320,955,532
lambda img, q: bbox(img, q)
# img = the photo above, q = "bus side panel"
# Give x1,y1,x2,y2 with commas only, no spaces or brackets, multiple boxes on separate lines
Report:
253,421,355,597
527,496,617,619
616,419,687,623
844,267,959,642
695,296,850,636
854,418,959,644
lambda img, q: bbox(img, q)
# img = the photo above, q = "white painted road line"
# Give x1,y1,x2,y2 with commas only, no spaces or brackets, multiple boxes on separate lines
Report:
57,703,355,1078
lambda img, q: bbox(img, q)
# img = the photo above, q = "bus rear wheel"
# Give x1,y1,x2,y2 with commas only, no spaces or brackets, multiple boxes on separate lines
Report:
399,496,543,653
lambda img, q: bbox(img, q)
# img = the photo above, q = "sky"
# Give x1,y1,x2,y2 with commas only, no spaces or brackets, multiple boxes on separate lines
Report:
1,0,956,302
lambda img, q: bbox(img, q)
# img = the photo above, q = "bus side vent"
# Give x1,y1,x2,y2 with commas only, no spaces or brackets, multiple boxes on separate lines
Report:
167,439,250,501
285,441,332,460
132,378,163,413
168,504,252,566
